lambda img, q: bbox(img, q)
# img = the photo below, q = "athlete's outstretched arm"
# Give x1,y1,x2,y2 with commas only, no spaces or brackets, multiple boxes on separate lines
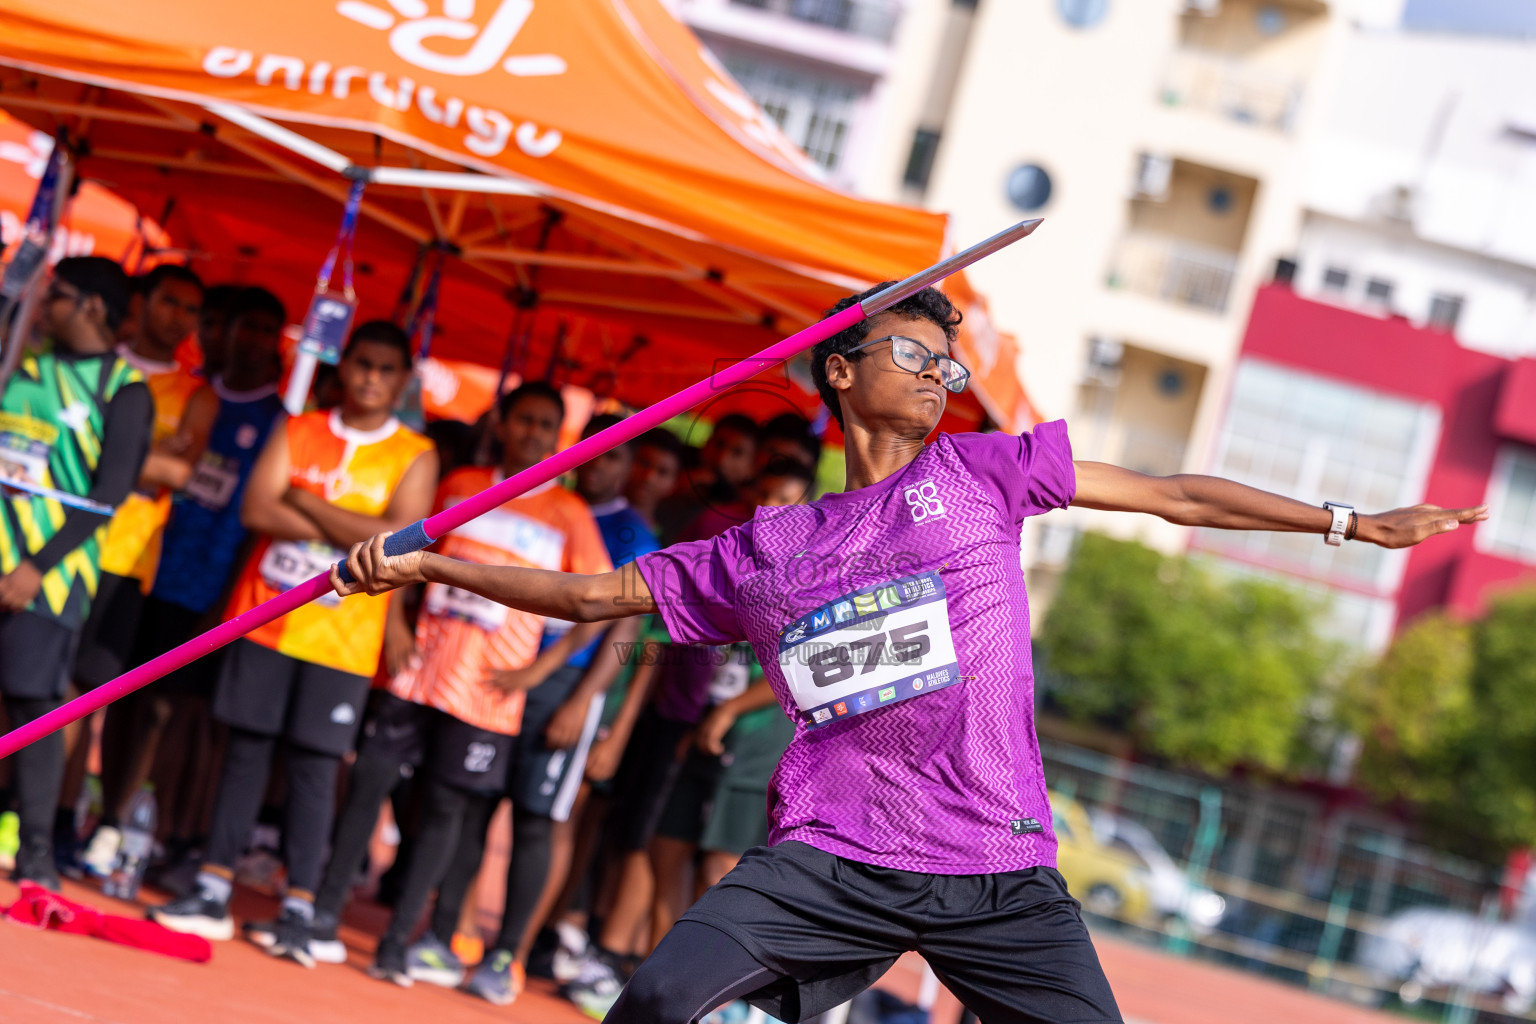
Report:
1071,461,1487,549
329,531,656,621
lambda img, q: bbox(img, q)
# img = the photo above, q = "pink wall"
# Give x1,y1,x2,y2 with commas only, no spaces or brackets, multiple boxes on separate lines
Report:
1236,285,1536,627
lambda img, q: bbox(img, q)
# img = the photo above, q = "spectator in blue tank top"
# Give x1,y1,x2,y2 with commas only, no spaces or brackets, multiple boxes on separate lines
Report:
84,287,287,881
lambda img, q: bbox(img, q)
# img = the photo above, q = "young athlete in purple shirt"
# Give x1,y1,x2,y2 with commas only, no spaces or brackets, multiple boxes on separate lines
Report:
332,284,1485,1023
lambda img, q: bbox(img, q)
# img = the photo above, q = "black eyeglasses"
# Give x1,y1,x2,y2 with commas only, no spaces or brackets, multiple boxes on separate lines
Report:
847,335,971,394
44,283,80,306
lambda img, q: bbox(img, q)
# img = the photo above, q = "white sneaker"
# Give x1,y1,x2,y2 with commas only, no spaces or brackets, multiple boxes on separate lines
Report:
551,922,591,983
81,826,122,879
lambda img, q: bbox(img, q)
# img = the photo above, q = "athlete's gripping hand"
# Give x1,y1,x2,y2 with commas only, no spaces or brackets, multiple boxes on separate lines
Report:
330,531,428,597
1357,504,1488,549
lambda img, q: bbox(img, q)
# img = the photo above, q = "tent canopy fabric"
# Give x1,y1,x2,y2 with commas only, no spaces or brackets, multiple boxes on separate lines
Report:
0,0,1034,430
0,112,169,269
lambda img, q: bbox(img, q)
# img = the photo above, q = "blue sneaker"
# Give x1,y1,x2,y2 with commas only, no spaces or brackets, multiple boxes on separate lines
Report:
406,932,465,987
463,949,524,1007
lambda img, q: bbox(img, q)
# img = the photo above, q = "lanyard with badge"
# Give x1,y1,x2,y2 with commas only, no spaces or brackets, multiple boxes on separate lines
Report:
778,570,962,729
297,179,364,367
0,132,66,304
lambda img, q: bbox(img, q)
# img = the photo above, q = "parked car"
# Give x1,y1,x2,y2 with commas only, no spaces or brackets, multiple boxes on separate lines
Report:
1086,807,1226,934
1356,906,1536,1013
1048,791,1152,924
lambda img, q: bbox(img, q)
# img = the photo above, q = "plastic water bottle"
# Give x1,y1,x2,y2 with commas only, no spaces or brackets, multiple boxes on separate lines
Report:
104,785,157,900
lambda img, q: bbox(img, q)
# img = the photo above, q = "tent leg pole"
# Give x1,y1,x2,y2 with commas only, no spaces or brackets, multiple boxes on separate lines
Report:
285,351,319,414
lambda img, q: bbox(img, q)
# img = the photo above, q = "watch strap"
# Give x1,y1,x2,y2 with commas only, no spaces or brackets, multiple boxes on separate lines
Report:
1323,502,1353,547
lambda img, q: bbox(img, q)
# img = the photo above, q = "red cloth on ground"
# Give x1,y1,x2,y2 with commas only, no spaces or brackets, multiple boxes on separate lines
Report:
3,882,212,962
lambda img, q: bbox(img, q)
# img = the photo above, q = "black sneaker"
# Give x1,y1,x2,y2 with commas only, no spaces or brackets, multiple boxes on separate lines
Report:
368,938,414,988
242,918,278,949
526,926,559,980
16,838,62,893
149,889,234,941
268,907,315,969
309,911,347,965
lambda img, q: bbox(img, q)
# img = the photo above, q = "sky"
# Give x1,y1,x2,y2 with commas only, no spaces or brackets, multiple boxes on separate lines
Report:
1401,0,1536,37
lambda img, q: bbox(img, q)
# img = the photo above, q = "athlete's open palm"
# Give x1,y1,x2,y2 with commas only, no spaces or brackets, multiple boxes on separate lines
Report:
1357,504,1488,548
331,531,427,597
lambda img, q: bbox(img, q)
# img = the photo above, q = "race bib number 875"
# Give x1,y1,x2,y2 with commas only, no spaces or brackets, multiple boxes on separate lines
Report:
778,570,961,729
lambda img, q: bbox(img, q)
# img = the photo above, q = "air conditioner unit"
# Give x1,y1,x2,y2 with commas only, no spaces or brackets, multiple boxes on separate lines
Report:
1084,336,1124,385
1133,153,1174,200
1377,183,1416,224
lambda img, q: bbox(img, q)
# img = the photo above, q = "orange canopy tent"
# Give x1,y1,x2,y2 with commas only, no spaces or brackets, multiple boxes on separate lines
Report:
0,111,170,270
0,0,1034,431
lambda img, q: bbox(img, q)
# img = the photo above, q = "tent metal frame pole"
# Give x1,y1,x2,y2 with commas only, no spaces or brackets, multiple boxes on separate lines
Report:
0,94,182,130
557,204,824,325
460,247,707,280
537,291,761,323
204,102,350,174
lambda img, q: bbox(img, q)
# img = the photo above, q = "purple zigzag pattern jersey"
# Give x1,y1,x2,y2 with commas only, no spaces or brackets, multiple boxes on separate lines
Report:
637,421,1075,874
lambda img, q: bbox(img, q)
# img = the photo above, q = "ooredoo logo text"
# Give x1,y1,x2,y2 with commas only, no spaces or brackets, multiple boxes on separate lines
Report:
201,0,564,160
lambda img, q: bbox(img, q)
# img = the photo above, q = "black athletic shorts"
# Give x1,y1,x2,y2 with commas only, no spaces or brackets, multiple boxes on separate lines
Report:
654,746,725,846
508,664,605,823
607,705,694,852
0,610,79,700
683,842,1123,1024
212,639,371,757
359,690,517,795
74,570,146,689
128,595,222,697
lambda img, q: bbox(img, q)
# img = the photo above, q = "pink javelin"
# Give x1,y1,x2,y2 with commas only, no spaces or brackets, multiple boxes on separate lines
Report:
0,218,1042,761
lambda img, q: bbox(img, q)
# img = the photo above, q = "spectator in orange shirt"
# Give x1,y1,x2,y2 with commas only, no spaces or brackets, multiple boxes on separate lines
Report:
310,382,611,986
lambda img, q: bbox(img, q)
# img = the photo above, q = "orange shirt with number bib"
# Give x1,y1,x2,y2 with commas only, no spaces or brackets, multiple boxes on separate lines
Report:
224,409,433,678
97,351,204,585
388,467,611,735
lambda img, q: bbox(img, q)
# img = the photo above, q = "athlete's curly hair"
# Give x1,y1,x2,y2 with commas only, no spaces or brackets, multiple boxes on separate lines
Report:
810,285,962,429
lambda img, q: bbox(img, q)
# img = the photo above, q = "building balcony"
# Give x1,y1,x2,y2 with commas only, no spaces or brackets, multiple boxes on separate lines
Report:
728,0,900,43
1159,47,1304,132
1106,233,1239,314
1075,419,1191,478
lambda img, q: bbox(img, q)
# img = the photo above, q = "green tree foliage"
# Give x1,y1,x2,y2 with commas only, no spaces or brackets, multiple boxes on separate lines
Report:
1340,613,1473,810
1038,532,1331,773
1341,589,1536,855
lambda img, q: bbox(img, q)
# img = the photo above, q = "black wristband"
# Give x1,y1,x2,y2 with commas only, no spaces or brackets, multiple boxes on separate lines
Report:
1345,511,1358,541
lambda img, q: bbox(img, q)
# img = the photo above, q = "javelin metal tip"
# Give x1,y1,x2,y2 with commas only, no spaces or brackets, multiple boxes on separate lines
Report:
861,218,1044,317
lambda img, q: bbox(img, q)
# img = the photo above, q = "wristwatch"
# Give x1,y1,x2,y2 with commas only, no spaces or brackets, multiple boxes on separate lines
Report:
1323,502,1354,546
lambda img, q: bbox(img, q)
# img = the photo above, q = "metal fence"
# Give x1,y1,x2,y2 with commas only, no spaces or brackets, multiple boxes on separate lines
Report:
1039,737,1536,1023
1159,47,1304,133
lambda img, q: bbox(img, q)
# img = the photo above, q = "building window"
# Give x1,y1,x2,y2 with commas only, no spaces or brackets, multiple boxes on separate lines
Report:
722,56,862,171
1058,0,1110,29
903,129,941,189
1485,447,1536,563
1365,278,1394,305
1428,293,1464,333
1199,359,1439,595
1322,267,1349,292
1255,5,1287,36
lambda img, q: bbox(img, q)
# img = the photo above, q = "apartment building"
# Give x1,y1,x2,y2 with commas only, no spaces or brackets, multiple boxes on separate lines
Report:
1198,27,1536,647
667,0,919,191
